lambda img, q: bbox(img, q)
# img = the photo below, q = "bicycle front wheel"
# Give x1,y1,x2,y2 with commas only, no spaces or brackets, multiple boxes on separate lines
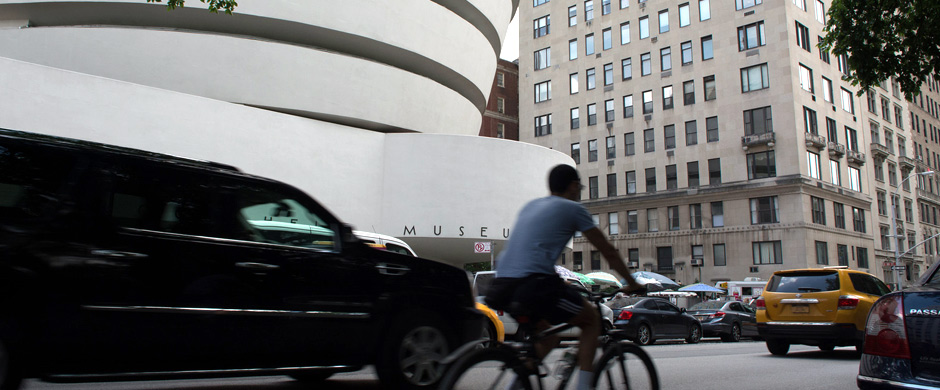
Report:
438,347,533,390
592,342,659,390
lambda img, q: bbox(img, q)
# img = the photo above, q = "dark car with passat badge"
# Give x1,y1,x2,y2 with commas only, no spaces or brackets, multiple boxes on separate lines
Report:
857,260,940,389
0,128,482,390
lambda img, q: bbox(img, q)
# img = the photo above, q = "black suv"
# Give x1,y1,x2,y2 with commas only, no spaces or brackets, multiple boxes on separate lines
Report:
0,129,481,390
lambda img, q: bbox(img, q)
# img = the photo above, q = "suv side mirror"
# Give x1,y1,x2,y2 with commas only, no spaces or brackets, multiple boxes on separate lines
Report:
340,224,356,243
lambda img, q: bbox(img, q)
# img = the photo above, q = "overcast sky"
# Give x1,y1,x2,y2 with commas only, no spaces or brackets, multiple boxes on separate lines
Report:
499,14,519,61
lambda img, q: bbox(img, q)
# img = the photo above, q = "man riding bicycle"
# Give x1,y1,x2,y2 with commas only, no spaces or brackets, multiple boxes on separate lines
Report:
485,164,644,390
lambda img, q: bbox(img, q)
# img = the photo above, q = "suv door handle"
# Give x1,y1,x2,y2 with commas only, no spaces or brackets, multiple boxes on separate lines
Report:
236,262,280,270
90,250,148,259
376,263,410,276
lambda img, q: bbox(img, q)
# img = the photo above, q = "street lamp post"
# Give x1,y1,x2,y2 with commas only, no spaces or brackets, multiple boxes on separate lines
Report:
892,170,934,290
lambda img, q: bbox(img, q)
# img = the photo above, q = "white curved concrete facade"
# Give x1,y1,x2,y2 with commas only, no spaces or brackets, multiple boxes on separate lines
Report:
0,0,570,265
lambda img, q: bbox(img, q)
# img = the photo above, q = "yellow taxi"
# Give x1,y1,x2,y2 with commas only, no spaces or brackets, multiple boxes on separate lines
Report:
475,302,505,347
755,267,891,355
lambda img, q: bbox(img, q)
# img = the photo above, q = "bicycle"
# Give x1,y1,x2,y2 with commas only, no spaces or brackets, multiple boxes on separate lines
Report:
439,289,659,390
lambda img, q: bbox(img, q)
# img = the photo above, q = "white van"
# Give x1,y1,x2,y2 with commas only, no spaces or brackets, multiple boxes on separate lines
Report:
353,230,417,257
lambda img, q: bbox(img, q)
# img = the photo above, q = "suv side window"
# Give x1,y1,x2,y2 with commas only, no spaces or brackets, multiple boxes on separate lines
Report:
849,273,891,296
0,141,78,221
228,182,337,252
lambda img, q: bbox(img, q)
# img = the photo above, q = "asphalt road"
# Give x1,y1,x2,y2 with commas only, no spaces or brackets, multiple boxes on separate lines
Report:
22,339,863,389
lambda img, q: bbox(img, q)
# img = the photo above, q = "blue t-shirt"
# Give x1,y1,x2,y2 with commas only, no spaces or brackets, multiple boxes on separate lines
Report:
495,195,596,279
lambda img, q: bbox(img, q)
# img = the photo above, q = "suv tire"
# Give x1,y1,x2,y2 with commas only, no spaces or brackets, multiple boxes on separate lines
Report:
766,340,790,356
377,313,452,389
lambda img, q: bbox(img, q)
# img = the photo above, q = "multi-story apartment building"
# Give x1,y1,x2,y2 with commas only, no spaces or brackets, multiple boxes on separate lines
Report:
517,0,938,289
480,59,521,140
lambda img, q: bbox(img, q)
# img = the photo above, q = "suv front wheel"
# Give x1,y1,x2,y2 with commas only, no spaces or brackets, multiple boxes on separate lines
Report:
377,312,452,389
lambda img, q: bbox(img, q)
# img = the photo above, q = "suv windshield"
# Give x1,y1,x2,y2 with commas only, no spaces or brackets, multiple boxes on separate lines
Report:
767,271,840,293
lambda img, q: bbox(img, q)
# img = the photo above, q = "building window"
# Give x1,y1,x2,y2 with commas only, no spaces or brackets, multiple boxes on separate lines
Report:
704,75,716,100
573,251,582,270
857,247,869,269
819,36,830,63
643,90,654,114
534,114,552,136
569,5,577,26
747,151,776,179
753,241,782,264
623,95,634,118
706,116,719,142
679,81,695,107
534,0,549,6
647,208,659,232
685,120,698,145
644,128,655,152
591,250,601,270
838,54,849,76
711,201,724,227
606,135,616,159
626,170,636,194
586,68,596,90
605,99,615,122
602,0,611,15
607,173,617,197
679,41,694,65
571,143,581,164
604,63,614,85
822,77,833,103
624,132,635,156
841,88,855,114
741,63,769,92
815,241,829,265
848,166,862,192
811,196,826,225
497,97,505,113
608,212,619,234
660,47,672,71
668,206,680,230
744,106,773,135
588,139,598,162
588,103,597,125
663,86,674,110
646,167,657,193
664,165,678,191
827,117,838,143
799,64,814,93
679,3,691,27
713,243,726,266
534,48,551,71
603,28,612,50
701,35,714,60
627,210,638,233
641,53,652,76
738,21,765,50
496,72,505,87
659,10,670,33
708,158,721,184
639,16,650,39
570,107,580,129
534,15,550,38
804,106,818,134
664,125,676,149
830,160,841,186
795,21,811,52
834,202,845,229
794,0,806,11
589,176,599,199
853,206,866,233
622,58,633,80
569,39,578,60
621,22,631,45
585,0,594,21
807,151,821,179
845,126,858,151
690,203,702,229
699,0,711,20
750,196,779,224
682,162,699,188
736,0,762,10
534,80,551,103
569,73,579,94
877,191,887,215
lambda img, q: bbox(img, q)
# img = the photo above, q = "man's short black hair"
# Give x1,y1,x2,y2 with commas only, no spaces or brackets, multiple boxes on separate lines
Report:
548,164,580,193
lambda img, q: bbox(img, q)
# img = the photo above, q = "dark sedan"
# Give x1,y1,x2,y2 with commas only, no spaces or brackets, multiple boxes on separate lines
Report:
605,297,702,345
687,300,760,342
857,261,940,389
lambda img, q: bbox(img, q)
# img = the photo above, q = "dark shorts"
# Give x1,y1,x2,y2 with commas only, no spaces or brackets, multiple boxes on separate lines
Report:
484,273,586,325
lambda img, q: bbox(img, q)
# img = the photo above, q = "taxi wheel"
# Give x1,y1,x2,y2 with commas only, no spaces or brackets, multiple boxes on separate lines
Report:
766,340,790,356
479,322,498,349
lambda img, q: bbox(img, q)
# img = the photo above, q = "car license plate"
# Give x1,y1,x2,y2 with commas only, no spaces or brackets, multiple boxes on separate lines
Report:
791,304,809,314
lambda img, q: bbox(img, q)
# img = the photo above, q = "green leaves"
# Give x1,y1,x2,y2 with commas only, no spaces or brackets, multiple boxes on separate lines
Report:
821,0,940,99
145,0,238,14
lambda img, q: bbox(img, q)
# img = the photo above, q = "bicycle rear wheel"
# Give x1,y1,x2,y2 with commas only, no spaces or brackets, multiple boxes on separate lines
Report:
438,347,533,390
592,342,659,390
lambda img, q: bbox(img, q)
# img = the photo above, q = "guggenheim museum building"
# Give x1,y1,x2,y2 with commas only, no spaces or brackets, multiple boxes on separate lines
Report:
0,0,570,265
